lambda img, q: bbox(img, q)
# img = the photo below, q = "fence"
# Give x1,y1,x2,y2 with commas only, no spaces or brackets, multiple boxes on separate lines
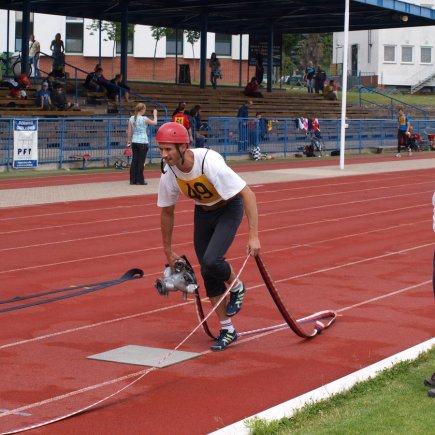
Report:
1,117,435,170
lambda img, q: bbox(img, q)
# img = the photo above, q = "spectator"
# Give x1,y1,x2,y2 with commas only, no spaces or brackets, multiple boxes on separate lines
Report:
126,103,158,185
50,33,65,78
324,80,338,101
305,61,315,93
29,34,40,78
155,121,260,351
189,104,206,148
45,72,63,93
108,73,131,103
35,81,53,110
396,106,411,158
237,102,250,152
254,52,264,85
244,77,263,98
209,52,222,89
255,112,269,141
84,70,103,92
172,102,194,144
51,85,73,110
314,65,326,94
172,101,186,117
189,104,205,131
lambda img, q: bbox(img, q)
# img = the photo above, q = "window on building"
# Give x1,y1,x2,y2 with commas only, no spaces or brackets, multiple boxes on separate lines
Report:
116,38,134,54
384,45,395,62
66,17,83,53
215,33,231,56
15,12,34,52
401,46,413,63
421,47,432,63
166,29,184,55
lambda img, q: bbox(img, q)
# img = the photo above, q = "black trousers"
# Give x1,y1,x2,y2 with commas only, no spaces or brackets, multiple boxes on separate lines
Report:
130,143,148,184
397,130,407,154
193,196,243,298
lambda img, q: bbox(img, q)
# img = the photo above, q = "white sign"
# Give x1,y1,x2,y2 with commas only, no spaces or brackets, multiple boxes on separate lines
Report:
13,119,38,168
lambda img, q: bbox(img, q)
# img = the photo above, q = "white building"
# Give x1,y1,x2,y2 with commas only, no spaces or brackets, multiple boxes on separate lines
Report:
333,1,435,92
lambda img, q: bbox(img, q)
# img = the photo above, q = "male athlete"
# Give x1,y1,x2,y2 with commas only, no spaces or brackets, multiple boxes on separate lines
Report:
156,122,260,351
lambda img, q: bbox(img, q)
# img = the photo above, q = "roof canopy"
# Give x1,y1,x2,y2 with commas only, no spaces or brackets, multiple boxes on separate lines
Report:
1,0,434,34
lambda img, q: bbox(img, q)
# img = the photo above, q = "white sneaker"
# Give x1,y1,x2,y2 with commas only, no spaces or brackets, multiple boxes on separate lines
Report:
395,153,401,158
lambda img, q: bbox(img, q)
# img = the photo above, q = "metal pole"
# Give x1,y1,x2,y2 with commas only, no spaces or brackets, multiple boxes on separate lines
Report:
239,34,242,87
199,14,207,89
21,0,31,75
339,0,350,170
98,20,102,66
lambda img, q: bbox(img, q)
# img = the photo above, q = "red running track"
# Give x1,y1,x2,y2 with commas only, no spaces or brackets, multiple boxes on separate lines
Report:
0,162,434,434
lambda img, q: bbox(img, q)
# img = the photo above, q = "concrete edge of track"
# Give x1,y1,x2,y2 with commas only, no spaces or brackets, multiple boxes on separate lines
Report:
1,158,434,208
209,337,435,435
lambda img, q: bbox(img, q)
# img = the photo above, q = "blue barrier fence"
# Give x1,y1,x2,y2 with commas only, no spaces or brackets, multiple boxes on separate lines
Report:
1,117,435,170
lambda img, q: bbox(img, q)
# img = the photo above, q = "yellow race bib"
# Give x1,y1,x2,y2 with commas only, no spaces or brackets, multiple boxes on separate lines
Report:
176,173,221,204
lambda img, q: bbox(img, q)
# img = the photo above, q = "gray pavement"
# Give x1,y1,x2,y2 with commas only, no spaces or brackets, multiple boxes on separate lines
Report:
0,158,434,208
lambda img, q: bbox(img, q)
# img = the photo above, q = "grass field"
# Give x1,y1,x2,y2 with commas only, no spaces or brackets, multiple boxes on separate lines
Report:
247,346,435,435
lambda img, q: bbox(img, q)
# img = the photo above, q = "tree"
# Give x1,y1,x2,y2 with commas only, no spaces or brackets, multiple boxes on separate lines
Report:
87,20,134,76
185,30,200,82
151,26,173,81
282,33,333,76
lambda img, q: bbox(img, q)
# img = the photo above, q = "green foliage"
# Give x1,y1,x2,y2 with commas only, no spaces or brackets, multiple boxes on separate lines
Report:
282,33,333,75
87,20,134,46
150,26,173,80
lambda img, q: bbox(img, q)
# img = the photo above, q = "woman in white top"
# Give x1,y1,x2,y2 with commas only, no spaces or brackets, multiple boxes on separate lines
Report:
126,103,158,185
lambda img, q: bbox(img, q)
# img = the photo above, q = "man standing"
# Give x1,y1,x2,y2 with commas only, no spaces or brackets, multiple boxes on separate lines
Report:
396,106,411,158
156,122,260,351
29,34,41,78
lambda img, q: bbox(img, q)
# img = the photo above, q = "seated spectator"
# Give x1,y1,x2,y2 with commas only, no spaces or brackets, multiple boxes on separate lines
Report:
84,70,102,92
108,73,131,103
84,66,109,92
244,77,263,98
324,80,338,101
35,81,53,110
51,85,73,110
46,72,63,93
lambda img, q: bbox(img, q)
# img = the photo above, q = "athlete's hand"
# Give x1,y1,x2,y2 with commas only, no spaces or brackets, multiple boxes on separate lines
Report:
166,251,181,270
247,236,260,257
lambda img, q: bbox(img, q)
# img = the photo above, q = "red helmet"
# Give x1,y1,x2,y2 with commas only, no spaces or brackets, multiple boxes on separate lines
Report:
156,122,189,144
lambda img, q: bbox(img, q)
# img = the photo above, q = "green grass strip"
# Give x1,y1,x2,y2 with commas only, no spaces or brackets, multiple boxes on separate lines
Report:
247,346,435,435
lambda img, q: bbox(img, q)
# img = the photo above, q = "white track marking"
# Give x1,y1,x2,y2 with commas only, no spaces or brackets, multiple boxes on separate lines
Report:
1,229,431,348
0,278,430,421
0,301,192,350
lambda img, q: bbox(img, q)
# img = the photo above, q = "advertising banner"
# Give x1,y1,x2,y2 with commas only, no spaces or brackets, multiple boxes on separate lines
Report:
13,119,38,168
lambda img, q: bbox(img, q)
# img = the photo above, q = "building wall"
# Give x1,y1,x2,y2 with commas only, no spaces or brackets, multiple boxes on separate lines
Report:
0,11,252,83
333,1,435,88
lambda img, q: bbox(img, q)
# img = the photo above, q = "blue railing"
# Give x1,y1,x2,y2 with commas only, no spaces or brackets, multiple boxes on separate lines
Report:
358,86,428,120
1,117,435,170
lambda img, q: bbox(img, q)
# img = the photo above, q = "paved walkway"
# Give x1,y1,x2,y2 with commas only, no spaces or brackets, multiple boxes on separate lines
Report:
1,158,434,208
